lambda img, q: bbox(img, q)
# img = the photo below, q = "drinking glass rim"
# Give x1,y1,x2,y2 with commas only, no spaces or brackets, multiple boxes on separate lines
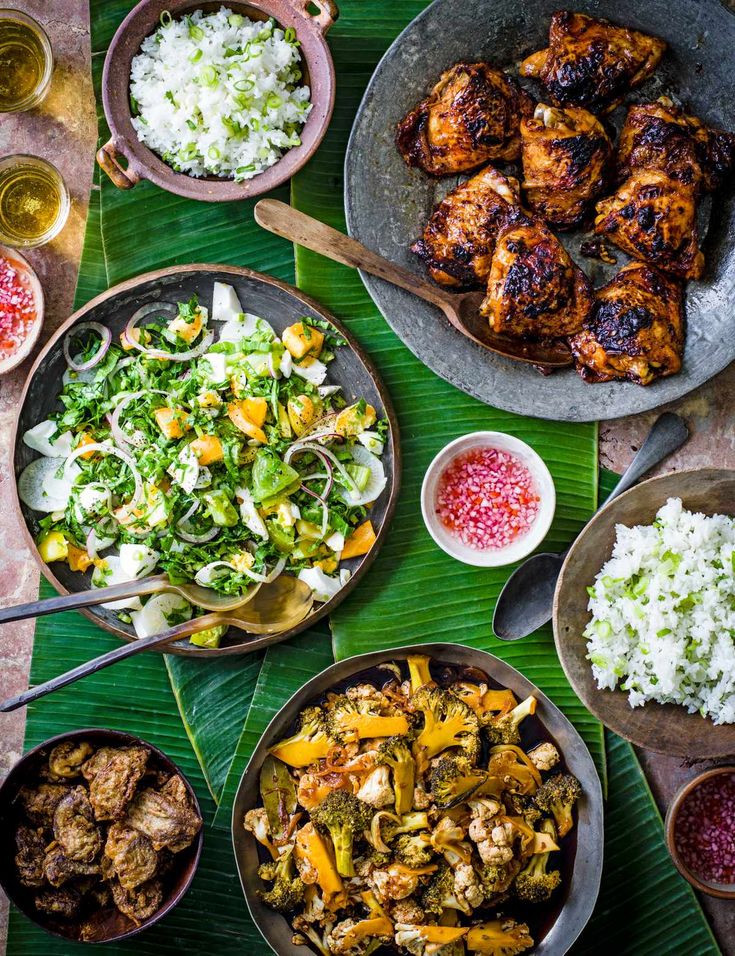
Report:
0,9,54,112
0,154,70,248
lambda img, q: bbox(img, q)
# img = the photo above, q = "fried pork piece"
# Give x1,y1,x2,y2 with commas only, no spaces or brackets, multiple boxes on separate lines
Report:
594,169,703,279
43,841,100,887
396,62,534,175
520,11,666,113
125,786,201,852
84,746,149,821
35,886,82,919
521,103,612,227
48,741,95,780
110,878,163,924
17,783,69,828
104,822,158,891
480,213,592,338
81,747,116,781
14,825,46,889
616,97,735,194
53,786,101,863
570,262,683,385
411,167,520,288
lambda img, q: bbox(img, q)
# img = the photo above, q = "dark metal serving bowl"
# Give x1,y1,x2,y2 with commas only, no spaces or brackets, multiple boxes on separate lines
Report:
98,0,338,201
231,643,604,956
0,728,203,943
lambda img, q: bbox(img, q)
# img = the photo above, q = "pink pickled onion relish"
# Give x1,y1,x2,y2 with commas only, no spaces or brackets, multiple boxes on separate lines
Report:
0,256,37,360
435,447,540,551
675,773,735,884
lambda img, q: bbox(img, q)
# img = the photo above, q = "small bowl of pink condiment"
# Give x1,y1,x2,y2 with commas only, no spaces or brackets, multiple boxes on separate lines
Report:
420,431,556,568
665,766,735,899
0,245,44,375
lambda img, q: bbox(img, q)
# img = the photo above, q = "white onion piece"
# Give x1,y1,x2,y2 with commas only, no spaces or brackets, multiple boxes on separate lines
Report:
212,281,243,322
298,566,345,603
358,431,385,456
235,486,268,539
131,592,191,638
119,543,159,579
279,351,292,378
64,442,143,509
63,322,112,371
23,421,74,459
340,445,387,506
91,555,143,611
86,527,116,560
318,385,341,398
292,357,327,386
168,445,199,494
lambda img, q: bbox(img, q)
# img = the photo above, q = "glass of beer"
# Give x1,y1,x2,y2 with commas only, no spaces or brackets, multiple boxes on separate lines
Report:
0,10,53,112
0,155,70,248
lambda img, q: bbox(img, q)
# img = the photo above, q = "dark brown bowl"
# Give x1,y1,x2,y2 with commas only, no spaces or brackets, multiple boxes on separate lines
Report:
553,468,735,757
664,766,735,899
0,728,203,943
11,263,400,656
98,0,337,201
232,643,604,956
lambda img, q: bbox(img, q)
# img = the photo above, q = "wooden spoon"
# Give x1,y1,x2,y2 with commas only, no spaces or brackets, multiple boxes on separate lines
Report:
254,199,572,369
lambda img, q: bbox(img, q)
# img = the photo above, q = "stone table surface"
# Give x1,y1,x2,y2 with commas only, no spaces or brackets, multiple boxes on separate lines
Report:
0,3,733,954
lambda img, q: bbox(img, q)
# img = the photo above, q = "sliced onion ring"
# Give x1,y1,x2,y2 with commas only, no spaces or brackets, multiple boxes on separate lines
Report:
63,322,112,372
125,302,214,361
110,389,169,450
64,442,143,509
176,501,220,543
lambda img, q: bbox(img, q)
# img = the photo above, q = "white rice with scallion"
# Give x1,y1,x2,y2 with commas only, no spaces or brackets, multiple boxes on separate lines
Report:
129,7,311,180
585,497,735,724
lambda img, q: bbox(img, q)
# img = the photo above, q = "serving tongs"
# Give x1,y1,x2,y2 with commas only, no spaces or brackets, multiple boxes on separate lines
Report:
0,574,313,712
254,199,573,369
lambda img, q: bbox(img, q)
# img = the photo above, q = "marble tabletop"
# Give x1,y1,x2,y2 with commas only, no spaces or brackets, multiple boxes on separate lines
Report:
0,2,733,952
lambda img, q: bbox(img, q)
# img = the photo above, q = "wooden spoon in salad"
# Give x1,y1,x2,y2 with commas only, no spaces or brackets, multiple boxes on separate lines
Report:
254,199,573,369
0,575,314,712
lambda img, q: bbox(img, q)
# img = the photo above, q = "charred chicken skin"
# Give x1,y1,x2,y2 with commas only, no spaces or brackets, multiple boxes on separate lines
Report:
520,11,666,114
616,97,735,194
411,166,520,288
480,212,592,338
595,169,703,279
570,261,683,384
521,103,612,227
396,62,534,175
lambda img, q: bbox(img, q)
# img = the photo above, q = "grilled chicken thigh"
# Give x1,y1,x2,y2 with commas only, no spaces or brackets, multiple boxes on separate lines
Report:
616,97,735,194
411,166,520,287
520,11,666,114
570,261,683,384
480,212,592,338
595,169,703,279
521,103,612,226
397,62,534,175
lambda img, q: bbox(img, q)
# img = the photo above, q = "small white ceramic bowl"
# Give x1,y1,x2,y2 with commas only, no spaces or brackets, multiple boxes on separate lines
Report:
420,431,556,568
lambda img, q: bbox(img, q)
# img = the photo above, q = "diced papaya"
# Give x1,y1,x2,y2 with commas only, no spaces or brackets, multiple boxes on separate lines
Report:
227,402,267,444
294,824,347,908
287,395,317,437
282,321,324,360
67,543,93,573
242,396,267,427
75,432,97,460
417,927,468,945
38,530,68,563
341,520,377,560
167,309,204,343
339,918,394,949
154,407,189,439
337,713,409,739
190,434,224,465
120,327,149,351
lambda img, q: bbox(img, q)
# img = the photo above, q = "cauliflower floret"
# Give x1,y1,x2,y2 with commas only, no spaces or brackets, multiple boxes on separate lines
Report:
467,801,515,865
346,683,393,714
243,807,276,855
294,850,319,886
326,918,361,954
528,742,560,772
467,799,502,843
301,885,326,923
390,897,425,925
370,864,419,901
412,784,431,810
454,862,484,910
357,766,394,808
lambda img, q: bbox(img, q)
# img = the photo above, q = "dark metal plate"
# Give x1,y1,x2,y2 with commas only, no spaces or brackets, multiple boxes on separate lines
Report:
345,0,735,422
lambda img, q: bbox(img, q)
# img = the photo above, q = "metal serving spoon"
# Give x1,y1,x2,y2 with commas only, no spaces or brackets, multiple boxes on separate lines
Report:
492,412,690,641
0,575,314,713
254,199,572,369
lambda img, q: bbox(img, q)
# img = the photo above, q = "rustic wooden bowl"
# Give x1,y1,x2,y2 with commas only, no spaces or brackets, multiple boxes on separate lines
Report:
0,245,44,376
0,728,203,943
98,0,337,201
554,469,735,757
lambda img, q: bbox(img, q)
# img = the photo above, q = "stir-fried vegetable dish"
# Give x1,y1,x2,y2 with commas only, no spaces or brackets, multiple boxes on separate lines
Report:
19,282,388,647
244,655,582,955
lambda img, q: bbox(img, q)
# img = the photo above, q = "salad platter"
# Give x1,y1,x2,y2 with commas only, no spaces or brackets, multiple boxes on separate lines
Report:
12,264,399,656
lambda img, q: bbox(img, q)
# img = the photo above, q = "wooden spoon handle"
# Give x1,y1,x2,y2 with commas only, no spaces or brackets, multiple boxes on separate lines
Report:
0,615,220,713
254,199,453,311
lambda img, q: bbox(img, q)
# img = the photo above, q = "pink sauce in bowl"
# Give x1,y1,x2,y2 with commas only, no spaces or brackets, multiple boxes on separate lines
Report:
421,432,555,568
672,770,735,890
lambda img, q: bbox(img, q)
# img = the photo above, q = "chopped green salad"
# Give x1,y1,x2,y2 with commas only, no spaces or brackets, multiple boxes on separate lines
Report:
19,283,387,647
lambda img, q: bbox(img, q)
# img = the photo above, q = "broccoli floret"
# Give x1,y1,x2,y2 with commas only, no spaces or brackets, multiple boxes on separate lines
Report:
514,819,561,903
393,832,434,868
412,687,480,764
430,754,488,809
484,696,537,745
407,654,433,693
421,862,474,916
381,810,431,845
466,918,534,955
376,736,415,815
502,792,542,828
479,859,521,898
311,790,373,877
533,773,581,837
327,695,409,743
257,848,305,913
269,705,335,768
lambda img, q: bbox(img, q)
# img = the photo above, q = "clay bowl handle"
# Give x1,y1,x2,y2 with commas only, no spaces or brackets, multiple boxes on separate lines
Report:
291,0,338,33
96,138,141,190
